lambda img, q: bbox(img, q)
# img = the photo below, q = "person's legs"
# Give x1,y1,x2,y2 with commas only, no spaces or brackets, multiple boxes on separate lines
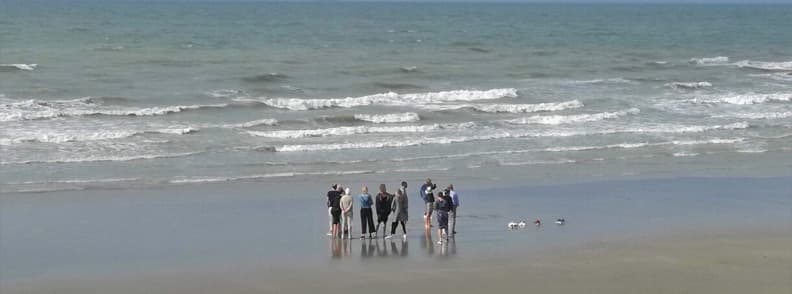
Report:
328,207,333,235
450,207,457,234
425,203,434,227
400,221,407,234
366,210,375,236
360,208,369,236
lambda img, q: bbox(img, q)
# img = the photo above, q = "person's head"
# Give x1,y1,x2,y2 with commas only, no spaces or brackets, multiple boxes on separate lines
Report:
448,184,454,191
332,184,338,190
379,184,386,193
362,186,368,194
426,178,432,185
344,187,350,196
396,189,404,197
401,181,408,188
337,185,344,192
444,189,450,197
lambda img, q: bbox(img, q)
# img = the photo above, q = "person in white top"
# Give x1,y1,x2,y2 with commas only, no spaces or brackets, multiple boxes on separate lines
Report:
340,187,354,239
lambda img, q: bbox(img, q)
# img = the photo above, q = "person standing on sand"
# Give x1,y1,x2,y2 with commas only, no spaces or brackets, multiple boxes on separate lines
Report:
358,186,375,239
375,184,393,237
448,184,459,235
435,190,453,244
328,186,343,238
389,187,409,240
340,187,354,239
422,180,436,228
326,184,341,236
420,178,432,218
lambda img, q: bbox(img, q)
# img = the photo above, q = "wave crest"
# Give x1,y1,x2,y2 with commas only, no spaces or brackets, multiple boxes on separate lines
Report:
353,112,420,123
505,108,639,125
0,63,37,71
234,88,518,110
689,56,729,65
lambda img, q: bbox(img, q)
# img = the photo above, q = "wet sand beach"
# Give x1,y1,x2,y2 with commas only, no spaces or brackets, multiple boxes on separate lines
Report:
1,176,790,293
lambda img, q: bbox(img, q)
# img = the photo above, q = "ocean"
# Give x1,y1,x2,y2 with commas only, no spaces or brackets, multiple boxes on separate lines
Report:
2,2,792,193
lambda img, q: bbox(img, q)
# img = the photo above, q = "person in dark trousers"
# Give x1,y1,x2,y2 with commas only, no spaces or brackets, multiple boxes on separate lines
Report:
326,184,341,236
374,184,393,237
389,188,409,240
328,185,343,238
435,190,453,244
358,186,375,239
448,184,460,235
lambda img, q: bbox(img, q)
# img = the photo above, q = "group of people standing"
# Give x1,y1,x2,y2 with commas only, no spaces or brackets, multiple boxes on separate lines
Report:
326,178,459,244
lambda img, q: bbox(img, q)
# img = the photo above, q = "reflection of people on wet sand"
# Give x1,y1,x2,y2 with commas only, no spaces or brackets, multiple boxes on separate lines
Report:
361,239,375,259
331,238,342,259
375,237,389,257
421,227,435,256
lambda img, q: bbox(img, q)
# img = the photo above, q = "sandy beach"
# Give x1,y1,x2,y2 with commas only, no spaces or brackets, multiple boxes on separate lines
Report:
2,176,790,294
5,228,791,294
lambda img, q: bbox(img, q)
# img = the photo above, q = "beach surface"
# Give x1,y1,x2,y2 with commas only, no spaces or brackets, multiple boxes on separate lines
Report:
2,176,790,294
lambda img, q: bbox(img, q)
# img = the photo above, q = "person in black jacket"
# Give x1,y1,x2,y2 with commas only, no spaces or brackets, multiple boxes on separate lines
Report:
374,184,393,237
435,190,454,244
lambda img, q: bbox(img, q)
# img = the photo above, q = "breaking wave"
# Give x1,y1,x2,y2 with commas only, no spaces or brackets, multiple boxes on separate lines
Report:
233,88,519,110
689,56,730,65
0,63,37,71
274,122,750,152
504,108,639,125
667,81,713,90
246,123,469,139
419,100,584,113
735,60,792,71
169,170,374,184
354,112,420,124
0,127,197,145
2,152,202,165
692,93,792,105
0,97,228,122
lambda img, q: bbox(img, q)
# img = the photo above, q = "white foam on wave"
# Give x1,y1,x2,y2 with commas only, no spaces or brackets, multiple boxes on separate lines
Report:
0,63,37,71
0,97,228,122
0,126,197,146
718,111,792,120
565,78,634,85
667,81,713,90
689,56,730,65
246,123,464,139
749,72,792,82
735,60,792,71
233,88,518,110
225,118,279,128
420,100,584,113
693,93,792,105
169,170,374,184
505,108,639,125
354,112,420,124
273,122,749,152
2,152,201,165
206,89,243,98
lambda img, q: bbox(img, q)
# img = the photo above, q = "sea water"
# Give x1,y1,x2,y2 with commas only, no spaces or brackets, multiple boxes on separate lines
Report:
2,2,792,192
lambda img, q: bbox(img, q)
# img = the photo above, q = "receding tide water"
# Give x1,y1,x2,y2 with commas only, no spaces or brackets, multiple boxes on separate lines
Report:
2,2,792,193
